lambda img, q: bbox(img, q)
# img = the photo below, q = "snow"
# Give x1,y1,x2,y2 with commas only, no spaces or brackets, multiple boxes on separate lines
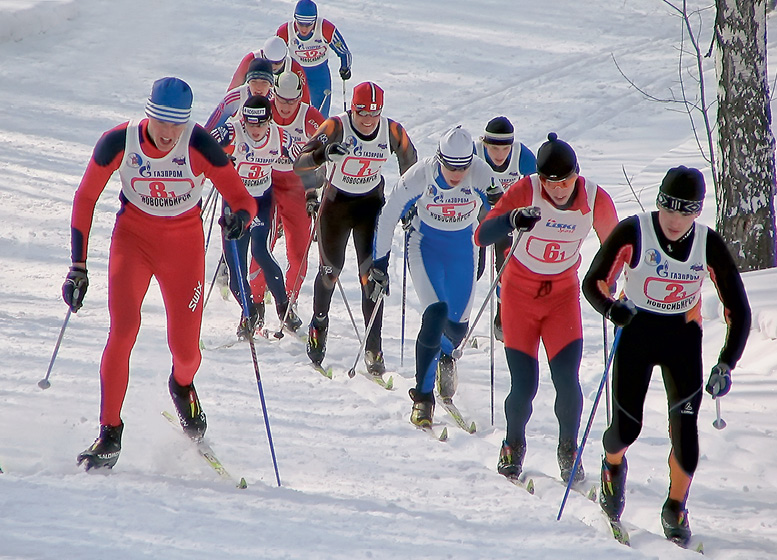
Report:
1,0,776,558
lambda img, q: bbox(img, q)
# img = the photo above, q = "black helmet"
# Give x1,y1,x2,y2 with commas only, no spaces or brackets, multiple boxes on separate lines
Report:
536,132,578,180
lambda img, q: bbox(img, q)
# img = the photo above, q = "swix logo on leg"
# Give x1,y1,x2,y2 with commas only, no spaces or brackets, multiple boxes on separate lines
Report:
188,281,203,311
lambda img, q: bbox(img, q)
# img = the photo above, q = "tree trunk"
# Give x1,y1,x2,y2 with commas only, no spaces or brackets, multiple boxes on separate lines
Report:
715,0,777,271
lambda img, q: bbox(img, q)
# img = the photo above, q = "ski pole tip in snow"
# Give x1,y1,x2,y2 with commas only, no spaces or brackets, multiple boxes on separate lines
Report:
37,379,51,390
347,367,356,378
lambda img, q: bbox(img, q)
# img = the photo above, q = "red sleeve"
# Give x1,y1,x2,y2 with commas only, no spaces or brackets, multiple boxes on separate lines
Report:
321,19,336,42
304,106,326,135
188,125,257,220
70,122,129,263
276,24,289,42
228,52,256,91
592,185,619,243
291,60,312,105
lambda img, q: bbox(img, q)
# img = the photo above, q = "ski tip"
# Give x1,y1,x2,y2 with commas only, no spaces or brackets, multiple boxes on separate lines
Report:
386,376,394,390
199,339,205,350
439,427,449,442
468,421,477,433
695,542,704,555
587,486,598,502
526,478,535,494
237,477,248,489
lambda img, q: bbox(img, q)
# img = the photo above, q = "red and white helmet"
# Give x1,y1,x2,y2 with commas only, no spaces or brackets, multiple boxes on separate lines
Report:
351,82,384,114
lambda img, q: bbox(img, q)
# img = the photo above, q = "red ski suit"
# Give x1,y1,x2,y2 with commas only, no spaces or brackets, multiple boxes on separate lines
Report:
70,119,256,426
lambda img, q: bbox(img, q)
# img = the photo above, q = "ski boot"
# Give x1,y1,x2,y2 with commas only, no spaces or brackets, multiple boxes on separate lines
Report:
661,497,692,546
236,301,263,340
168,374,207,441
364,350,386,375
409,388,435,427
497,439,525,479
600,456,627,521
558,438,585,484
436,352,458,399
306,315,328,365
277,301,302,333
77,423,124,470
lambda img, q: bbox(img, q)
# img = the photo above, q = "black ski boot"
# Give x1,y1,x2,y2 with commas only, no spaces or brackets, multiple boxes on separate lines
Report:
237,301,263,340
436,352,458,399
364,350,386,375
600,456,627,521
277,301,302,333
497,439,525,479
168,374,207,441
306,315,328,365
77,423,124,470
661,497,692,546
558,438,585,484
409,388,435,427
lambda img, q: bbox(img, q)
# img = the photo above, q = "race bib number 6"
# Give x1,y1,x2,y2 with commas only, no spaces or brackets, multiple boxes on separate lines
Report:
526,236,581,264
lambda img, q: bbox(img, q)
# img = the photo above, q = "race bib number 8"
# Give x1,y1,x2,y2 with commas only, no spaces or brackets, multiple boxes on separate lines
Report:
131,178,194,198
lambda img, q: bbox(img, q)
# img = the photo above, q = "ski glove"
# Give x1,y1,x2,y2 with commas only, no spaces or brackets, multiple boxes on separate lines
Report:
324,142,348,164
510,206,542,231
62,265,88,312
339,67,351,81
401,204,417,231
606,299,637,327
219,209,251,240
706,362,732,398
367,257,389,301
305,190,320,217
486,184,504,206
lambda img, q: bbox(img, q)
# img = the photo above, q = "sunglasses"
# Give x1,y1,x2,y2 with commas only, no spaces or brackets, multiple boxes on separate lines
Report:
440,159,471,172
354,109,381,117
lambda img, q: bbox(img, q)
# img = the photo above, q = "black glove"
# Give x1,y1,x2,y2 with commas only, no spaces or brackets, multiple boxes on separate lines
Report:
62,265,88,312
305,190,320,217
210,124,233,146
606,299,637,327
339,67,352,81
706,363,732,398
219,209,251,240
324,142,348,164
486,184,503,206
367,257,389,301
401,204,417,231
509,206,541,231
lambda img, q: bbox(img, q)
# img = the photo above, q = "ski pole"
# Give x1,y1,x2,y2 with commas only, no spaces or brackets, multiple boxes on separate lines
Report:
319,89,332,114
557,327,623,521
347,290,384,378
203,191,220,257
342,79,347,112
203,253,226,310
603,316,611,424
489,245,496,426
337,277,362,343
713,397,727,429
38,308,72,389
400,229,409,367
228,236,282,487
452,229,526,359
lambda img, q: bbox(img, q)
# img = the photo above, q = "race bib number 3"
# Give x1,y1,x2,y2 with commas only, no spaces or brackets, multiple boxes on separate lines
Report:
237,161,270,181
131,178,194,199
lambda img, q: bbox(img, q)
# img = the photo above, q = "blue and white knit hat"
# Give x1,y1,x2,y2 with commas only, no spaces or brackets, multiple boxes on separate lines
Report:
294,0,317,25
145,77,192,124
437,125,474,169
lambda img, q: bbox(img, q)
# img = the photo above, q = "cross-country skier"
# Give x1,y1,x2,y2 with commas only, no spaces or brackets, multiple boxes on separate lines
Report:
276,0,352,117
212,94,303,337
475,132,618,484
581,166,751,546
474,116,537,340
245,71,325,324
370,126,501,426
226,36,311,105
204,58,275,132
293,81,417,373
64,77,257,470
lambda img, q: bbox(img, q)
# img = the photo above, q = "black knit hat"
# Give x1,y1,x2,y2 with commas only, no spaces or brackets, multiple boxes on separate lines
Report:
246,58,274,84
536,132,578,180
657,166,705,213
242,95,272,124
483,116,514,145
